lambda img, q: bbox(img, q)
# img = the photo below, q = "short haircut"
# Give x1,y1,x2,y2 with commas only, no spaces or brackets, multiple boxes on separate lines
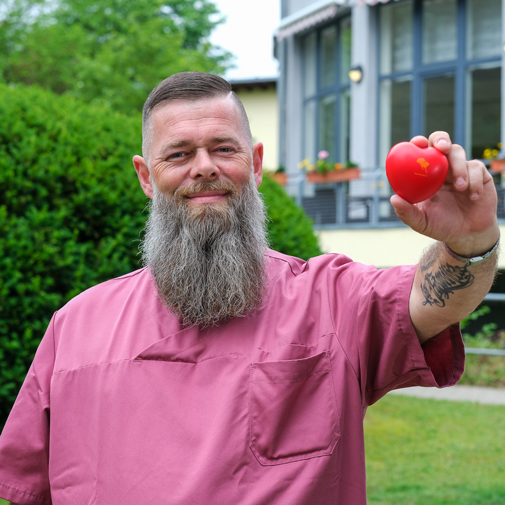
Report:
142,72,253,162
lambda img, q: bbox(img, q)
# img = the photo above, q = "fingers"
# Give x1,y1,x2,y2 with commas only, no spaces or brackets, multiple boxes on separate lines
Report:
410,135,429,148
427,131,452,154
390,194,427,235
446,143,468,190
467,160,493,200
412,131,491,198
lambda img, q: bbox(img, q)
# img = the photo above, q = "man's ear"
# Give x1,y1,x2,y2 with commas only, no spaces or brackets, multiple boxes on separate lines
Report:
252,142,263,188
133,155,153,199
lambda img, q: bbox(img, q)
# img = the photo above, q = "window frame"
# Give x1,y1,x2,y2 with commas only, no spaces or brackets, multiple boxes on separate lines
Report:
378,0,502,164
301,15,352,166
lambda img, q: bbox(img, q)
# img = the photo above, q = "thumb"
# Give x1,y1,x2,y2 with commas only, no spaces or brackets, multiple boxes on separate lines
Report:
390,195,427,233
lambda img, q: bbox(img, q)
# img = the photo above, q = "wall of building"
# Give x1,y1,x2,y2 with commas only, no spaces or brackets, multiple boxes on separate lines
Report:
235,88,279,171
284,0,319,17
318,225,505,269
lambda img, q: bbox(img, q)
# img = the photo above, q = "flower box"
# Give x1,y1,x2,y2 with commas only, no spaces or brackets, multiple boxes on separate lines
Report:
306,168,361,184
490,159,505,173
268,172,288,185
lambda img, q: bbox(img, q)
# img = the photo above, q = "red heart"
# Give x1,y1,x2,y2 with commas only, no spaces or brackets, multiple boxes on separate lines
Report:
386,142,449,204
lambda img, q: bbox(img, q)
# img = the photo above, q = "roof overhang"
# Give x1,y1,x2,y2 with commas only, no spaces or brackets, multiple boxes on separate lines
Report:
274,0,348,42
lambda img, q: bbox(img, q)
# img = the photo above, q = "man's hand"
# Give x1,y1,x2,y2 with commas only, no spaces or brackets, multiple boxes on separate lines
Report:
390,132,499,256
391,132,500,343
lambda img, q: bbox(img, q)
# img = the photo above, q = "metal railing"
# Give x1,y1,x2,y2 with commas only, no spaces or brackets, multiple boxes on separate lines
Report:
296,168,505,229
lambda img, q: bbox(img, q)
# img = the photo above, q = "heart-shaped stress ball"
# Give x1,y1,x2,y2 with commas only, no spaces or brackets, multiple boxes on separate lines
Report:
386,142,449,204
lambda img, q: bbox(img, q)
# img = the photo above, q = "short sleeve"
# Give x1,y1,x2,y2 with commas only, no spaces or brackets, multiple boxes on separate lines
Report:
329,261,465,407
0,314,56,505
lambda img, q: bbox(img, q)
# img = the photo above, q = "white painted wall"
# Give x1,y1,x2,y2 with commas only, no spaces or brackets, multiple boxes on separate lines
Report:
235,88,279,170
318,225,505,269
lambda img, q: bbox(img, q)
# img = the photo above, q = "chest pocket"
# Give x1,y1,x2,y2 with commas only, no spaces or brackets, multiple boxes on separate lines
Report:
249,351,340,466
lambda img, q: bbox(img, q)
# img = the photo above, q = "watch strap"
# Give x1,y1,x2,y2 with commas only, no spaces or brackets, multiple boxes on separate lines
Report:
443,235,500,267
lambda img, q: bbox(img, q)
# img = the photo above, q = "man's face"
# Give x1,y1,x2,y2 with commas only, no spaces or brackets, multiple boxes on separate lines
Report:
134,96,263,204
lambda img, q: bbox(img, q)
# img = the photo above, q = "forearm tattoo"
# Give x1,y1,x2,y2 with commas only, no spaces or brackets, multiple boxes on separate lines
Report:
420,254,475,308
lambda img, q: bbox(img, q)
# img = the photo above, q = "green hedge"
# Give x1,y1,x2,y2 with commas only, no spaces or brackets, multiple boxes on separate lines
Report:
0,84,321,423
259,175,322,260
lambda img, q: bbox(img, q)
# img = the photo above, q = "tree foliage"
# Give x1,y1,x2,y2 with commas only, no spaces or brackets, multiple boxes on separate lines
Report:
0,84,321,424
0,0,233,113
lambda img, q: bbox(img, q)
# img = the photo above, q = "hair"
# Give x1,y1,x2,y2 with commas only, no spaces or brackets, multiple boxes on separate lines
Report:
142,72,253,162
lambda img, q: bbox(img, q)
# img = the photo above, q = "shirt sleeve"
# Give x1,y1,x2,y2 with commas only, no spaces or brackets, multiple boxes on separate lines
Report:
329,261,465,407
0,314,56,505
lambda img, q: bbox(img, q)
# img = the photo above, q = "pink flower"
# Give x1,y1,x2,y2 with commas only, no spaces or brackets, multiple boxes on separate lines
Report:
318,150,329,159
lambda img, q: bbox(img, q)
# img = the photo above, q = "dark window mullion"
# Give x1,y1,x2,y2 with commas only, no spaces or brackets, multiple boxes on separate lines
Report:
412,0,423,137
335,21,341,163
454,0,467,146
315,30,321,161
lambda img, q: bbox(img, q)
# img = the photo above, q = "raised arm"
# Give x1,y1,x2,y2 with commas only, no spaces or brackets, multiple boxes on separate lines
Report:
391,132,500,343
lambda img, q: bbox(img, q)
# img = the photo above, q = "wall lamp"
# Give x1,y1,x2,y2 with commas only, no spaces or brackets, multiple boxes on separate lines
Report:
349,65,363,83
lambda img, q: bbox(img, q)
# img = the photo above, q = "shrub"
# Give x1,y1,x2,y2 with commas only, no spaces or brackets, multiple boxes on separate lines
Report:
259,175,322,260
0,84,322,423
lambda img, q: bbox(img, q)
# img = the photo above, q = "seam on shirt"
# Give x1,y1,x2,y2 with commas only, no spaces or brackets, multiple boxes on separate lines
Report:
111,267,148,281
0,481,47,501
52,358,134,375
251,370,330,383
326,268,360,385
138,351,253,365
266,253,300,277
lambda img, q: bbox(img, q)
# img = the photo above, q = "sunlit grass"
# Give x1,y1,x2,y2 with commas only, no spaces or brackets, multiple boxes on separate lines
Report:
365,394,505,504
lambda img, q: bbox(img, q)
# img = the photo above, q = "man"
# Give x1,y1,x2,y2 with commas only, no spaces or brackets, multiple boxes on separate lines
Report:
0,72,499,505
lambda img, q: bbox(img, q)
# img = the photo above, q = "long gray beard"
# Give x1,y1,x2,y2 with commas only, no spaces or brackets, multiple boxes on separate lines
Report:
139,174,269,328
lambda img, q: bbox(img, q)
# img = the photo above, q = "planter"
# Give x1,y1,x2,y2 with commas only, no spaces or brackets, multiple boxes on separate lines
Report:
490,159,505,173
306,168,361,184
268,172,288,185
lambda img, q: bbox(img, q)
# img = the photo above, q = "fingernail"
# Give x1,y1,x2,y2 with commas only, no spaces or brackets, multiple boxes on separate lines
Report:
455,177,466,188
471,192,479,199
438,139,448,146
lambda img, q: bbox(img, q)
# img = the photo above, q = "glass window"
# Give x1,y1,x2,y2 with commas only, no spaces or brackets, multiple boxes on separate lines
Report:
304,100,316,161
422,0,457,64
340,17,352,85
468,66,501,159
423,74,455,139
318,94,336,162
379,78,412,164
340,89,351,163
380,0,413,74
321,26,337,88
304,33,317,98
467,0,502,60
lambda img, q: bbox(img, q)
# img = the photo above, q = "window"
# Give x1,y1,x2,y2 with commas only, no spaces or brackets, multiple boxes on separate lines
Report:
302,17,352,166
379,0,502,165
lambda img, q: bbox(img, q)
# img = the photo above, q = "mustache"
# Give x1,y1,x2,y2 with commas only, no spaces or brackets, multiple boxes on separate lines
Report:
174,180,238,199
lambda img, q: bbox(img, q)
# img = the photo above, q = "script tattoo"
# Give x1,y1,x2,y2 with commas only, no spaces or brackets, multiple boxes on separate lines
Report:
421,262,475,307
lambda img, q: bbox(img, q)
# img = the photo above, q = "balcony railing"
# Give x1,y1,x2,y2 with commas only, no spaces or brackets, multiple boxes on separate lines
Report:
296,168,505,229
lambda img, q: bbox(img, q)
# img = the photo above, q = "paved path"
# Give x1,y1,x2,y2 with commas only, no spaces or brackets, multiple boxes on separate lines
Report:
388,385,505,405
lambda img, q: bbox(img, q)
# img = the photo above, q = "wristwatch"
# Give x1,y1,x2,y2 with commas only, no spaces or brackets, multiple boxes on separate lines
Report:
443,235,500,267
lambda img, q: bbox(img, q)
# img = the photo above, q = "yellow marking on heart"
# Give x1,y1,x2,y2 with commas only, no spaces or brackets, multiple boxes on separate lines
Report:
415,157,430,176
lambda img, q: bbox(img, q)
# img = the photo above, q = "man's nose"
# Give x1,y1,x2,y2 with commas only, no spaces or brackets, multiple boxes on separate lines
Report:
190,150,220,180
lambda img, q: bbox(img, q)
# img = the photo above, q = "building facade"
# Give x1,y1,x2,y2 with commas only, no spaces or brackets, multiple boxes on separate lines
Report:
231,78,279,172
275,0,505,266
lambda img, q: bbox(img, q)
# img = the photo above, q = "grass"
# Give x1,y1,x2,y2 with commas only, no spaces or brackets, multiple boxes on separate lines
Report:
365,394,505,505
459,354,505,388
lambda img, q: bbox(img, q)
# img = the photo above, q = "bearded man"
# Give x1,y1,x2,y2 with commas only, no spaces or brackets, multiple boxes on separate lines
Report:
0,72,500,505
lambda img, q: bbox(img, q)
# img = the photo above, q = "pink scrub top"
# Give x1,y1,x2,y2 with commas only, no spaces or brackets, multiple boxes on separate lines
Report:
0,250,464,505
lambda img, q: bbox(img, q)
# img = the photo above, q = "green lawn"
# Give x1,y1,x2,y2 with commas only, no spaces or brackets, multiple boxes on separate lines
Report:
1,395,504,505
365,394,505,505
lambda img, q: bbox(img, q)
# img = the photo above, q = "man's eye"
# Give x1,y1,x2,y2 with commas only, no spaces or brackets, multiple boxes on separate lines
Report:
218,147,233,153
168,152,186,159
